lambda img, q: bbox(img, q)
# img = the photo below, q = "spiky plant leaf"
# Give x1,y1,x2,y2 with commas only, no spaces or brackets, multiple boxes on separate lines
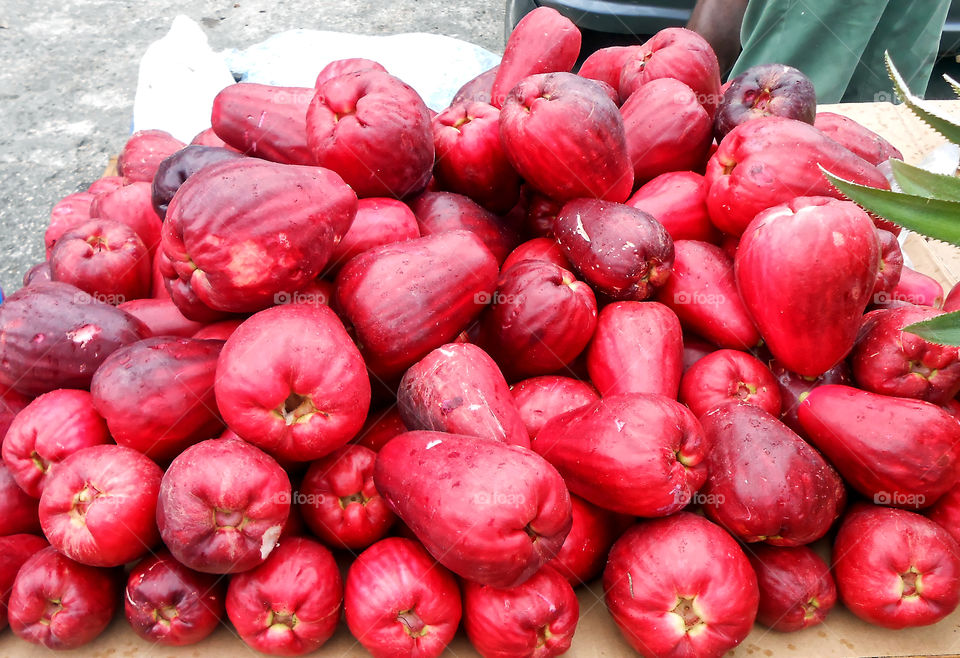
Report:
886,52,960,144
890,159,960,201
903,311,960,346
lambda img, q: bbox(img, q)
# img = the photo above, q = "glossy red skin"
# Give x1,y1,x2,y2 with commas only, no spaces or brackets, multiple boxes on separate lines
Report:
555,199,673,301
453,65,498,105
50,218,152,304
523,189,562,238
0,387,31,442
22,262,52,287
945,282,960,312
8,546,118,649
162,159,357,318
577,45,642,98
621,78,713,184
0,281,149,396
626,171,720,243
814,111,904,165
548,495,629,586
398,343,529,448
307,70,434,199
2,389,110,498
151,248,171,299
326,197,420,274
117,129,185,184
835,504,960,629
335,230,498,379
748,544,836,632
215,304,369,462
619,28,721,114
873,228,904,299
45,192,94,256
799,385,960,507
736,197,880,376
353,407,408,452
409,190,519,265
192,318,243,340
150,144,244,218
927,482,960,545
499,72,633,203
707,118,890,236
533,393,708,516
680,349,781,418
491,7,581,108
345,537,461,658
700,404,845,545
481,260,598,378
768,358,851,434
0,461,41,535
891,266,944,308
89,181,163,255
374,431,572,587
501,238,571,273
433,101,521,213
657,240,760,349
682,335,715,371
586,301,683,398
714,63,816,140
299,444,395,549
315,57,387,87
190,127,234,149
511,376,598,440
124,550,225,646
0,535,48,631
603,513,758,658
86,175,123,196
39,444,162,566
211,83,313,165
157,438,291,574
92,336,224,461
227,537,342,655
852,306,960,403
117,297,207,338
463,565,579,657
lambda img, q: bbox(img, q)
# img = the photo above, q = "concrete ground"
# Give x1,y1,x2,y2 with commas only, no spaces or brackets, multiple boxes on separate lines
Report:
0,0,505,296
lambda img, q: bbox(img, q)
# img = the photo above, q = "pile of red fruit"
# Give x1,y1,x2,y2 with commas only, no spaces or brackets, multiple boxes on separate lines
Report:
3,7,960,657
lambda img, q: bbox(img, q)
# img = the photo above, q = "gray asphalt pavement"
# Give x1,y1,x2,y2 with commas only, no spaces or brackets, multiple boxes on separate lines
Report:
0,0,505,297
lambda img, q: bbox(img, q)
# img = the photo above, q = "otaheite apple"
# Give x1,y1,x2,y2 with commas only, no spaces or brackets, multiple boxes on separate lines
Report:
0,535,47,632
345,537,462,658
748,544,836,632
0,462,40,536
548,494,630,586
157,438,291,574
679,349,781,418
510,376,599,440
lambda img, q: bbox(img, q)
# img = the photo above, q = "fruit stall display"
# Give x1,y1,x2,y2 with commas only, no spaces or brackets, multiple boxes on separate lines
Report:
2,6,960,657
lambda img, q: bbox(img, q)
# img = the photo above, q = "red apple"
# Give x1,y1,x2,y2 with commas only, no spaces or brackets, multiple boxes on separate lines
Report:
0,387,31,448
578,45,642,98
315,58,387,87
748,544,836,632
0,461,41,535
45,192,94,257
626,171,719,243
463,565,579,657
215,304,370,462
0,534,48,631
834,504,960,628
89,181,163,254
124,550,225,646
117,129,185,184
345,537,462,658
2,389,110,498
714,63,816,140
8,546,119,649
604,513,758,657
453,65,498,105
86,175,123,196
211,83,314,165
39,444,162,567
352,406,407,453
409,190,519,265
326,197,420,274
928,482,960,545
768,358,851,434
872,228,904,300
548,494,629,587
510,376,599,440
299,444,395,549
157,438,291,574
501,238,572,274
116,297,207,338
192,318,244,341
814,111,904,166
679,349,781,418
891,266,945,308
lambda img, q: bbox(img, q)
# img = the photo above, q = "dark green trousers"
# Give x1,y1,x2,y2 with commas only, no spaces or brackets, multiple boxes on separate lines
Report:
731,0,950,102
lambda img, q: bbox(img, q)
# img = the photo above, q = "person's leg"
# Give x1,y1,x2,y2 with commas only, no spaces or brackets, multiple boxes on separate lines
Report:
731,0,888,103
687,0,751,76
842,0,950,102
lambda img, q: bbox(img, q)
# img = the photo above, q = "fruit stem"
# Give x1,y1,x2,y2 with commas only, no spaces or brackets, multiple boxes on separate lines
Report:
397,609,429,638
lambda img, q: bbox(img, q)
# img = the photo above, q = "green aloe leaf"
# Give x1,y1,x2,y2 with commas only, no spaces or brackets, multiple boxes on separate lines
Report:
821,167,960,246
886,52,960,144
903,311,960,346
945,73,960,99
890,159,960,201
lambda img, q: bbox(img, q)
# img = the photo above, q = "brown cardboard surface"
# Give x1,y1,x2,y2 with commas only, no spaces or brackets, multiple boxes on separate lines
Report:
4,102,960,658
